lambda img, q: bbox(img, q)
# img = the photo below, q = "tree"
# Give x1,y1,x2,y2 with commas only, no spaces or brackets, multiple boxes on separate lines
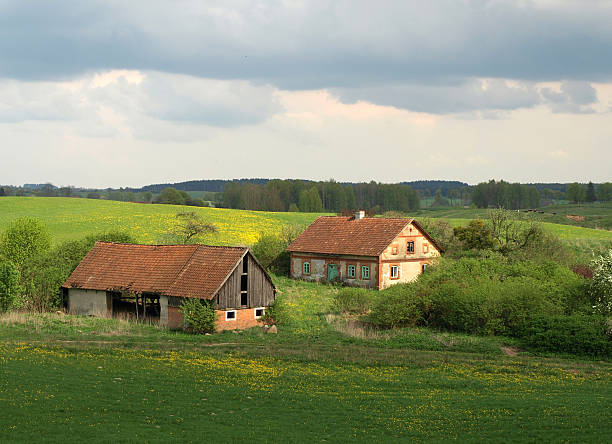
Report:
566,183,586,204
585,182,597,203
454,219,494,250
143,191,153,202
0,217,51,269
597,183,612,201
590,249,612,315
0,261,21,312
171,212,217,244
156,187,186,205
86,191,100,199
487,208,541,254
298,187,323,212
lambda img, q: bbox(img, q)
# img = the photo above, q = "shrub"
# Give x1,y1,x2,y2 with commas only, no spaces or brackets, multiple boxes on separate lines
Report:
454,219,494,250
333,287,372,314
0,261,22,312
367,284,423,328
590,249,612,316
180,298,216,334
513,315,611,357
0,217,51,268
251,225,303,274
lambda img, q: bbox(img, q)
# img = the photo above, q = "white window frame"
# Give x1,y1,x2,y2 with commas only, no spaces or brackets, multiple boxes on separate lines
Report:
225,310,237,321
390,265,399,279
347,265,356,278
254,307,265,319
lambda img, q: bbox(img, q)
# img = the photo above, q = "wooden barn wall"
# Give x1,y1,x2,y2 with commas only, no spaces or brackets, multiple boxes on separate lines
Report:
246,254,275,307
216,253,275,309
216,263,242,309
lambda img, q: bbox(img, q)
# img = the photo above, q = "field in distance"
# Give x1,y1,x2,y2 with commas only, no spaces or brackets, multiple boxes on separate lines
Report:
1,197,612,250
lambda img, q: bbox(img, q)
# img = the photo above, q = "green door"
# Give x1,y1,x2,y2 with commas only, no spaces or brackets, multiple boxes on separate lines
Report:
328,264,338,281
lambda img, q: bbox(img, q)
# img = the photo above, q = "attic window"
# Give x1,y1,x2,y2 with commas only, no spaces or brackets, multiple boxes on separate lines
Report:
391,246,398,255
407,241,415,254
423,243,429,254
225,310,236,321
242,258,248,274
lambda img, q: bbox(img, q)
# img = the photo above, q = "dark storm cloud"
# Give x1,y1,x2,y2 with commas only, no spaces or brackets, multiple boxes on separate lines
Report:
1,0,610,114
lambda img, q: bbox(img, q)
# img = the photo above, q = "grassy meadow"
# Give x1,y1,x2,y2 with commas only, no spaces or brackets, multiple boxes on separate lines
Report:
1,196,612,442
0,197,321,245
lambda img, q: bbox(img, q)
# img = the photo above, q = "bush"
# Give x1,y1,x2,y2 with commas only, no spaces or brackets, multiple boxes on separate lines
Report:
0,217,51,268
333,288,373,314
513,315,611,357
590,249,612,316
251,225,303,274
367,257,585,335
0,261,22,312
180,298,216,334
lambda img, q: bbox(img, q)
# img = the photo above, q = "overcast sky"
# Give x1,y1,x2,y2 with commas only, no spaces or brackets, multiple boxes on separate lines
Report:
1,0,611,188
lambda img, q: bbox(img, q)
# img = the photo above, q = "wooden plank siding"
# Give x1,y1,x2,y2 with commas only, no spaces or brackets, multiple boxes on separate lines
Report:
215,253,275,309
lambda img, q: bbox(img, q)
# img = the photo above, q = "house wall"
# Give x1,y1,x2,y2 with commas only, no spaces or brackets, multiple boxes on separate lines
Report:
215,308,264,331
290,253,379,289
379,222,441,289
67,288,108,316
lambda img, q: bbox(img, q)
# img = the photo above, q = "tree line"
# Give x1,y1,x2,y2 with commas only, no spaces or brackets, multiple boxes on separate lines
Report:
222,179,420,213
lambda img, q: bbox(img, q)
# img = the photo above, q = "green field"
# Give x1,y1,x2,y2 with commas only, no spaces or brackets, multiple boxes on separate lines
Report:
1,197,612,441
0,197,321,245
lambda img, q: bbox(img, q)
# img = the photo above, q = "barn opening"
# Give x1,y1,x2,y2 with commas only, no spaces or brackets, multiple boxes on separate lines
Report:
106,291,160,322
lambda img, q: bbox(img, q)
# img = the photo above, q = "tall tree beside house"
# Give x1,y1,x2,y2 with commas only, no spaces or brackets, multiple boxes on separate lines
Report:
585,182,597,202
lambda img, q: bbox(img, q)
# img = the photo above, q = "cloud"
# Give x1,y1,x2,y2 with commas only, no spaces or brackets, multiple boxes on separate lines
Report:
1,0,611,89
0,71,282,130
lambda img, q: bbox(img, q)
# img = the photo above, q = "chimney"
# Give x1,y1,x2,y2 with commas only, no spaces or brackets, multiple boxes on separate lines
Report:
354,210,365,220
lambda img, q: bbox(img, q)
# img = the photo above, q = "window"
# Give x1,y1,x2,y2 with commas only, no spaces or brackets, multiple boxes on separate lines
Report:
390,265,399,279
225,310,236,320
347,265,356,278
422,263,429,273
407,241,415,254
303,262,311,275
241,274,248,292
391,246,398,255
242,258,248,274
361,266,370,280
423,243,429,254
254,307,265,319
240,292,248,306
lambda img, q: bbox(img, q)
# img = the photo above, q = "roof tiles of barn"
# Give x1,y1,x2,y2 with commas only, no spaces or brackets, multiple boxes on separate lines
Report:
286,216,414,256
62,242,248,299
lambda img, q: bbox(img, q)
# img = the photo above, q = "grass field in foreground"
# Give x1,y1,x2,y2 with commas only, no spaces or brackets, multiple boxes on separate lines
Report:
1,340,610,443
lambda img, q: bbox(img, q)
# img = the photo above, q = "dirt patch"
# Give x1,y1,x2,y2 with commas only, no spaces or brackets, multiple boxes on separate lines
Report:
566,214,585,222
501,346,519,357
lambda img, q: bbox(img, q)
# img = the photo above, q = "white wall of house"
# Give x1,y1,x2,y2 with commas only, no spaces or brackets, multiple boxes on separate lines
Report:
68,288,108,316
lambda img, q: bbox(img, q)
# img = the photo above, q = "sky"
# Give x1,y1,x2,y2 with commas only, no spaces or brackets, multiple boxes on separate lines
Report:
1,0,611,188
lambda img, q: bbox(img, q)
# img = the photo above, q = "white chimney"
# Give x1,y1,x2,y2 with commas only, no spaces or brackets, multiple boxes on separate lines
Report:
354,210,365,220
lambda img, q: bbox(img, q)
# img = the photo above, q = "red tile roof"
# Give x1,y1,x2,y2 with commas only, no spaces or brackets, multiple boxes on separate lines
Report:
286,216,413,256
62,242,249,299
287,216,444,256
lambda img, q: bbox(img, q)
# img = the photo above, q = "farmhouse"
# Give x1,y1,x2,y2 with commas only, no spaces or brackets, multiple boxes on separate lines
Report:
62,242,275,331
287,211,443,290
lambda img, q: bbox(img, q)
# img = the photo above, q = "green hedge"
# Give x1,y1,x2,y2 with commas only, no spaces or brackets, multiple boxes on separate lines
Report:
513,315,611,358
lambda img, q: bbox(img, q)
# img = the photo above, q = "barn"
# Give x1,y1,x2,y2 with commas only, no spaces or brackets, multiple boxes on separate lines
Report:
61,242,276,331
287,211,443,290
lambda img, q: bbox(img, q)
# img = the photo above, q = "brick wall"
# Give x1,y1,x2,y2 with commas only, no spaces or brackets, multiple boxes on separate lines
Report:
215,308,262,331
167,306,184,329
